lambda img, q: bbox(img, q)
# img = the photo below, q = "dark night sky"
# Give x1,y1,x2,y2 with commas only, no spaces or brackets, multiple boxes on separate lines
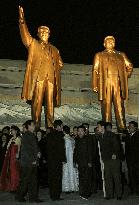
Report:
0,0,139,66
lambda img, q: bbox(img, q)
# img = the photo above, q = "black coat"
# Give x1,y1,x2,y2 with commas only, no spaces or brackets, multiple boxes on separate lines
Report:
20,131,39,167
46,130,66,164
73,135,94,167
125,131,139,164
98,131,121,161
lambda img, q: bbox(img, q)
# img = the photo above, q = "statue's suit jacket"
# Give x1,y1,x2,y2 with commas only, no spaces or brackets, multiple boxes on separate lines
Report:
92,50,133,101
19,22,63,107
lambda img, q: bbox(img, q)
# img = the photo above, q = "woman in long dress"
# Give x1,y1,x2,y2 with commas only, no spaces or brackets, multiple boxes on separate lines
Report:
62,125,79,192
0,134,9,173
0,125,21,192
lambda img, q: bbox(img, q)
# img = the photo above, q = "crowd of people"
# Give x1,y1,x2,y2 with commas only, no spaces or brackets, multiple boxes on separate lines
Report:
0,119,139,203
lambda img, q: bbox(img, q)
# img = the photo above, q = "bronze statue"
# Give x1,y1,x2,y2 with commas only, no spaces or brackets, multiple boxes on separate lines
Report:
92,36,133,130
19,6,63,128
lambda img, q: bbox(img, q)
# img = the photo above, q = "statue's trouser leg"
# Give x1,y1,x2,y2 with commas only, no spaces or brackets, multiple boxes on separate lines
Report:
31,81,45,129
101,78,112,123
113,81,126,130
101,78,126,130
44,81,54,128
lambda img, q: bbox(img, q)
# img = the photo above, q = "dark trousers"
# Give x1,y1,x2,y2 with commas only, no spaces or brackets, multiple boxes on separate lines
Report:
16,166,38,201
78,166,92,198
48,162,62,200
104,159,122,198
127,163,139,194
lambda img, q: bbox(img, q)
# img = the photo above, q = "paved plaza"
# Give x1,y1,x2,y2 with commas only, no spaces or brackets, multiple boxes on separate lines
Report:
0,187,139,205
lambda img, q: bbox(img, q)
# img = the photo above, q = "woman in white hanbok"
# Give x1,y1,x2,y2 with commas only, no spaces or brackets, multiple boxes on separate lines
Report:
62,126,79,192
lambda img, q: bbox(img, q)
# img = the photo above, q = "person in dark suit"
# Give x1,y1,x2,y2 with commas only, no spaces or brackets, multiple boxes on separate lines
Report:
47,120,66,201
82,123,97,193
74,125,93,200
15,120,43,203
97,121,122,200
125,121,139,195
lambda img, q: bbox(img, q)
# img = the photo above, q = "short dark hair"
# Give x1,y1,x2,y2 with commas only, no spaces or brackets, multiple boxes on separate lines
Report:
104,122,112,129
73,126,78,130
11,125,20,136
129,121,138,128
97,121,105,127
2,126,10,133
82,123,89,128
23,120,34,130
63,125,70,134
54,120,63,128
77,125,86,132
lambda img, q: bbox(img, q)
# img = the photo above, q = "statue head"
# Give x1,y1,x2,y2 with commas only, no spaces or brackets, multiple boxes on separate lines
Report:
38,26,50,43
104,36,115,50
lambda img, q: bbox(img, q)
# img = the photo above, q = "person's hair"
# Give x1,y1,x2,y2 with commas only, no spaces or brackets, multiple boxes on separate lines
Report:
104,36,115,43
129,121,138,128
23,120,34,130
97,121,105,127
82,123,89,128
73,126,78,130
2,126,10,133
104,122,112,129
11,125,20,136
38,26,50,34
77,125,86,132
54,120,63,128
63,125,70,134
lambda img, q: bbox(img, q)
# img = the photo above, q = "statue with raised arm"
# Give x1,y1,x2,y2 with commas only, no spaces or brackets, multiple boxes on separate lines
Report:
19,6,63,129
92,36,133,131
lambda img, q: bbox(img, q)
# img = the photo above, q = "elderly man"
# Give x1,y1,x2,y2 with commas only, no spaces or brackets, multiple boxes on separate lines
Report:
92,36,133,131
19,6,63,128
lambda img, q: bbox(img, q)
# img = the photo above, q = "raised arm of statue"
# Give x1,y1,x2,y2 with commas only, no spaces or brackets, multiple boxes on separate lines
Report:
19,6,33,48
92,53,100,92
122,52,133,77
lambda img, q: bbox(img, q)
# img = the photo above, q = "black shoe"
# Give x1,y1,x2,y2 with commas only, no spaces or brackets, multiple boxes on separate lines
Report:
117,197,122,200
29,199,44,203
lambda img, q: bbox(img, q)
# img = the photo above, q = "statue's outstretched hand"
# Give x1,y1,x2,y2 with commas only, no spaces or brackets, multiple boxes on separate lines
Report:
19,6,24,21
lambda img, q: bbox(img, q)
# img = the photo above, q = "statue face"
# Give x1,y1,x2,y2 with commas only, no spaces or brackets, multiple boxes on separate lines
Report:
38,29,50,42
104,38,115,50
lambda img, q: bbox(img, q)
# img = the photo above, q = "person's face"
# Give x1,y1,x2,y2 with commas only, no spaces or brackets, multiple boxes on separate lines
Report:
84,125,89,135
77,128,85,138
73,128,77,136
36,131,42,141
22,125,27,133
56,124,63,132
38,29,50,43
97,124,104,134
11,129,17,137
104,38,115,50
28,122,35,133
2,135,7,142
128,123,137,134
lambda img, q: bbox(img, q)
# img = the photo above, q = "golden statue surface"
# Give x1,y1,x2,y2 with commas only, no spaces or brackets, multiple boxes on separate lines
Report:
19,6,63,128
92,36,133,130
